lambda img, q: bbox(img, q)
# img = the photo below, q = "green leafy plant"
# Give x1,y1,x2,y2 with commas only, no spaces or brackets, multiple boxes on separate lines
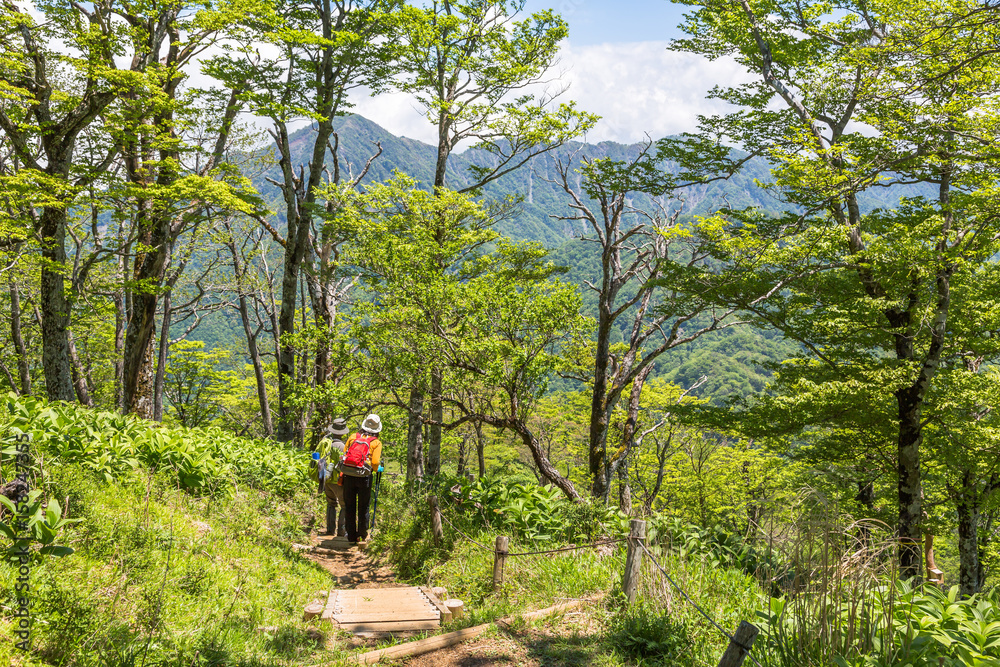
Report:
0,490,80,557
448,475,626,543
2,393,308,496
606,599,693,665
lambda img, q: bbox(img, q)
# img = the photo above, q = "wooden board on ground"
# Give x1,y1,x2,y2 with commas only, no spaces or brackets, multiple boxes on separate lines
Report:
326,587,444,633
419,586,453,623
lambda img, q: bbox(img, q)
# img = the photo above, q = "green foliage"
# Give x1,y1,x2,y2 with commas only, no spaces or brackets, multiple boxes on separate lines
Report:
606,543,768,667
163,339,238,428
367,476,624,620
0,485,79,558
760,581,1000,667
2,393,307,496
649,517,791,594
605,599,693,665
450,475,627,543
395,0,597,191
0,462,340,666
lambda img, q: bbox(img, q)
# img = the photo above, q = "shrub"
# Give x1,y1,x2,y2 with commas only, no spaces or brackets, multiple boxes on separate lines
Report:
446,474,628,543
605,599,693,665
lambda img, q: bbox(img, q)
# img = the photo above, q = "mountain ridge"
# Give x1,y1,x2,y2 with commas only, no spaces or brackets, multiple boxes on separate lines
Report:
263,114,784,246
260,114,933,248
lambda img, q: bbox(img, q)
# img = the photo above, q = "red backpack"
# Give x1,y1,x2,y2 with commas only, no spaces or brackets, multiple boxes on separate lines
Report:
340,433,376,476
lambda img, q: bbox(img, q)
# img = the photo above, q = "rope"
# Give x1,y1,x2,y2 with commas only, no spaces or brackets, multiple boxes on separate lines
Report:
436,509,494,552
437,505,628,557
506,537,629,557
436,500,761,665
639,542,764,667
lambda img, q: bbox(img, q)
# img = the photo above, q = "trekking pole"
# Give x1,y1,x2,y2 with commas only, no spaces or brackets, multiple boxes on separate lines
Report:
369,466,383,531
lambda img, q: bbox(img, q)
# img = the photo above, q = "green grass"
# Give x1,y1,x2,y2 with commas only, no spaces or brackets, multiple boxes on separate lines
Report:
366,478,768,666
0,462,363,666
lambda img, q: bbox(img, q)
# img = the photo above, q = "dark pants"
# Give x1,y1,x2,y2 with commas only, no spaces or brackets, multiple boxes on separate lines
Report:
343,474,372,541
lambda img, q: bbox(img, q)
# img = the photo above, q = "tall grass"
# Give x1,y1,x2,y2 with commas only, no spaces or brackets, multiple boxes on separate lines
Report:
756,509,900,666
0,462,358,667
741,493,1000,667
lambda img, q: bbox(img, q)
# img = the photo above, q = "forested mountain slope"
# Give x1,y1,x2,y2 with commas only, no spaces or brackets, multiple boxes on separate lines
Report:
261,114,933,247
247,114,939,400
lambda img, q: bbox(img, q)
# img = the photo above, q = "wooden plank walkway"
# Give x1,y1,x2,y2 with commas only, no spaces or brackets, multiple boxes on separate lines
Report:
323,586,452,633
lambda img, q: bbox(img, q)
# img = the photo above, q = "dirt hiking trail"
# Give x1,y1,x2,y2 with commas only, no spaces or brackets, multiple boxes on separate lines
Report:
302,531,599,665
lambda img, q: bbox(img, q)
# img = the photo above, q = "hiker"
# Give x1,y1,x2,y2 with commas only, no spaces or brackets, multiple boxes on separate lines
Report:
316,418,349,536
339,413,383,545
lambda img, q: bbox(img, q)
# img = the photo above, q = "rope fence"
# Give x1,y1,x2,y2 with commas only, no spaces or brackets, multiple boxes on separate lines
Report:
429,495,762,667
436,498,629,557
641,542,764,667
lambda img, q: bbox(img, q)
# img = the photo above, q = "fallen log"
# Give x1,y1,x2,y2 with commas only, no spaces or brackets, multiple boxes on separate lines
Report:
349,598,594,665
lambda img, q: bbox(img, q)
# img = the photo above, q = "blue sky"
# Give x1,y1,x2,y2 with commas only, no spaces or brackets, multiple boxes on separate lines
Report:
353,1,750,145
522,0,690,45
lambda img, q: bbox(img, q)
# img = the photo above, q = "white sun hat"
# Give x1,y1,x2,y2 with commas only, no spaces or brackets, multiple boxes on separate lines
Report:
361,414,382,434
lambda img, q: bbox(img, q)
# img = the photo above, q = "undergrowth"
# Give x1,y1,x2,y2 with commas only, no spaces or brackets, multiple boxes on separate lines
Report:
0,462,344,666
367,475,766,666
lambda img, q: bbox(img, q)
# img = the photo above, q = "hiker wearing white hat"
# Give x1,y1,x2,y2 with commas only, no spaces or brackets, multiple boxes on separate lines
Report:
340,414,383,544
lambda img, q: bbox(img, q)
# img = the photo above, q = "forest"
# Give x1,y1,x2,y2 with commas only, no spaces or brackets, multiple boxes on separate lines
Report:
2,0,1000,665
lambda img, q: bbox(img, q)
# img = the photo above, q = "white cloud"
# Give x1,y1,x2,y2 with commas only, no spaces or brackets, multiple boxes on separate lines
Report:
349,40,755,147
557,41,754,143
350,90,434,142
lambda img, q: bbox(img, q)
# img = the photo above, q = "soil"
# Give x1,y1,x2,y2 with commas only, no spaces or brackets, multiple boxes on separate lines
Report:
400,612,603,666
305,532,396,588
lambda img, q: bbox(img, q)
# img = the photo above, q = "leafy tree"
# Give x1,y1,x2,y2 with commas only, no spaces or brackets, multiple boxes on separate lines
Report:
552,143,741,501
347,176,500,482
669,0,1000,577
219,214,282,436
443,253,586,499
209,0,398,443
163,340,233,428
347,176,583,494
394,0,597,476
0,0,138,401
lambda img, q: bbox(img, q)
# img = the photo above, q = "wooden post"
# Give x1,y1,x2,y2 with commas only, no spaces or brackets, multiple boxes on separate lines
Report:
429,495,444,546
717,620,759,667
622,519,646,604
444,598,465,620
492,535,509,591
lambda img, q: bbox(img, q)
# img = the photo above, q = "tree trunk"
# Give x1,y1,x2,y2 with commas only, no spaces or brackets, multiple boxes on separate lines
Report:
67,329,93,407
38,206,76,402
588,269,617,499
476,420,485,479
9,280,31,396
514,424,579,501
407,386,425,484
275,215,306,441
896,387,924,580
617,459,631,515
123,208,169,419
293,278,311,447
114,253,127,410
956,470,981,597
240,293,273,437
153,291,171,422
456,433,466,477
427,367,443,476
